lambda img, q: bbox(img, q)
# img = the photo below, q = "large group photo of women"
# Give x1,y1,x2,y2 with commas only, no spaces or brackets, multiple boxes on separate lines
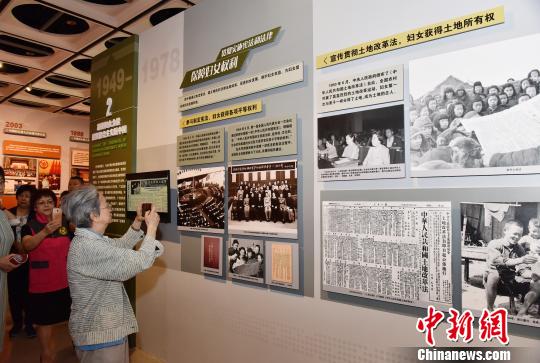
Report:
227,162,298,239
409,33,540,174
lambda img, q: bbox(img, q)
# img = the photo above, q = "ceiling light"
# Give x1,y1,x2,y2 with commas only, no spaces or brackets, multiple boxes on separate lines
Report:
25,85,32,92
0,62,3,68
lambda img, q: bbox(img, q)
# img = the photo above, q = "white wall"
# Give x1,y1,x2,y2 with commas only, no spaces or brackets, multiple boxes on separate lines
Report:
0,104,89,194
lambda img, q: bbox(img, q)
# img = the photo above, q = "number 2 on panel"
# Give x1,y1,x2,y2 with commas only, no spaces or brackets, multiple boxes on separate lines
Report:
106,97,113,117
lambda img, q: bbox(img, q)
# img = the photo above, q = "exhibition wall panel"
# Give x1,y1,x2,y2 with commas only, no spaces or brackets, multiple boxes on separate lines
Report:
0,104,89,205
179,0,314,296
132,0,540,362
315,0,540,348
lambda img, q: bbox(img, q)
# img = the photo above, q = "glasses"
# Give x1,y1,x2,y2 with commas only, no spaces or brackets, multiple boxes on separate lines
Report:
101,202,112,210
36,199,54,206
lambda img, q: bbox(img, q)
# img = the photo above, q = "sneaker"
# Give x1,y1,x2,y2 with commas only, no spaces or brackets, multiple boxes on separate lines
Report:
25,326,37,338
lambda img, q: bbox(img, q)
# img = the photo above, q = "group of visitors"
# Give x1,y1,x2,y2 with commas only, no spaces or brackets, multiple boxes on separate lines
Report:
0,169,163,362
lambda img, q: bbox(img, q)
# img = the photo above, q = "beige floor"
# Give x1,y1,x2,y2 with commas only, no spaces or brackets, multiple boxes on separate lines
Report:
1,316,163,363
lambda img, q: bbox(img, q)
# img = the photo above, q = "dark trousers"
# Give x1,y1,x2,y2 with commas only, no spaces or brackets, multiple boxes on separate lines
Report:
7,262,32,329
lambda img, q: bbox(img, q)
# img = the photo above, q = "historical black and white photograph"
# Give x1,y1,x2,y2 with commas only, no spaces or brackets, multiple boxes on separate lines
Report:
461,202,540,327
317,105,405,181
228,238,264,283
409,33,540,177
228,160,297,239
177,167,225,233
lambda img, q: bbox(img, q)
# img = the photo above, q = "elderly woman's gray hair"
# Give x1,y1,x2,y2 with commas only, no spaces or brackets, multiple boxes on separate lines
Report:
61,185,101,228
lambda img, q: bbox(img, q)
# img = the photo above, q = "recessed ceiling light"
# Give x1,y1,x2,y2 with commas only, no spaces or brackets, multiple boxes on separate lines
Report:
104,37,128,49
0,62,28,75
26,87,70,99
0,35,54,57
63,108,90,116
71,59,92,73
45,75,90,89
12,4,89,35
25,85,32,92
81,0,128,5
9,98,48,108
150,8,185,26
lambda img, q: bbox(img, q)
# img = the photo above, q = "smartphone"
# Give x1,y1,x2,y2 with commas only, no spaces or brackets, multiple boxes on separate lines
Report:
9,254,28,266
52,208,62,223
141,203,152,216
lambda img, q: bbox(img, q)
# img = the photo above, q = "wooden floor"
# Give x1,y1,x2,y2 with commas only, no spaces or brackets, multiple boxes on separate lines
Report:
1,315,163,363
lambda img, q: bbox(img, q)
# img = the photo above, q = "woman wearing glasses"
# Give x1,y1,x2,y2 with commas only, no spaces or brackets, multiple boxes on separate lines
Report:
62,185,163,363
22,189,72,363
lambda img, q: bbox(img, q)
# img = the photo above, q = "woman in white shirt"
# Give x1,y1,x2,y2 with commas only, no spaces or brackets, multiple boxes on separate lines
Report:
341,134,359,160
363,132,390,166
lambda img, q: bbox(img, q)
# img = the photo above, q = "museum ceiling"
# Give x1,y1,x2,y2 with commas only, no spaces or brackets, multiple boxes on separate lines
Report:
0,0,197,117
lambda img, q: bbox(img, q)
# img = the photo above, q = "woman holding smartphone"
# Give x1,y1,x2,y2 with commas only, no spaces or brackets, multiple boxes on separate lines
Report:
62,185,163,363
22,189,72,363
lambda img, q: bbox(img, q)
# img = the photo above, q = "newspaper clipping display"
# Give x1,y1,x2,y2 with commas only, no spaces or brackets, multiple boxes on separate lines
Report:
461,202,540,327
265,241,299,289
201,235,223,276
409,33,540,177
228,238,264,283
177,167,225,233
318,105,405,181
228,160,297,239
322,201,452,308
126,177,169,214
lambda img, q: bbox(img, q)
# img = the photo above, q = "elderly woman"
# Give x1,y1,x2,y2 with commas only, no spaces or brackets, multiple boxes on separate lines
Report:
62,185,163,363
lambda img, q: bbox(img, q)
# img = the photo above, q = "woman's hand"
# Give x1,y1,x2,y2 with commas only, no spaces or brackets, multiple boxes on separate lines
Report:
135,204,145,223
131,204,145,231
0,255,19,272
44,220,62,235
144,205,160,230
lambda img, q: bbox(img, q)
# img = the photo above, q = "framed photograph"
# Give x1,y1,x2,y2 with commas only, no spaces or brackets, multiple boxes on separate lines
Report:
228,160,297,239
201,235,223,276
409,33,540,177
322,200,452,308
461,201,540,327
126,170,171,223
265,241,299,289
317,105,405,181
177,167,225,233
227,238,264,283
